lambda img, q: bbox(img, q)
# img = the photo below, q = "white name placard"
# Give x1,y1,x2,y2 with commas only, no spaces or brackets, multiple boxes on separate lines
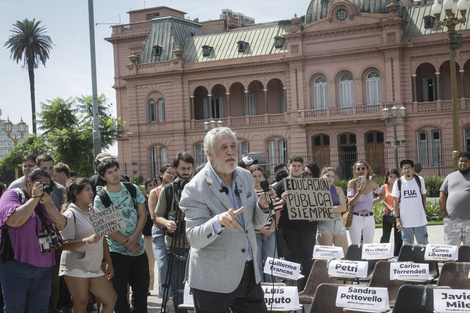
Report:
434,289,470,312
336,286,389,312
263,286,300,311
390,262,430,281
182,283,194,306
362,243,394,260
313,245,344,259
425,244,458,261
264,257,301,281
328,260,369,278
90,205,126,236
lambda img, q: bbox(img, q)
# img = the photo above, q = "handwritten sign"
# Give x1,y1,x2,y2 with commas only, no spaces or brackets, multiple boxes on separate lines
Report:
283,178,334,220
263,286,300,311
362,243,394,260
434,289,470,312
390,262,430,281
336,286,389,312
425,244,458,261
313,245,344,259
89,205,126,236
264,257,301,280
328,260,369,278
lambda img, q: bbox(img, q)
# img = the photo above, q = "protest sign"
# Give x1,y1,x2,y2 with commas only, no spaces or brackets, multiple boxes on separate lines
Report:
313,245,344,259
425,244,458,261
336,286,389,312
434,289,470,312
390,262,430,281
362,243,394,260
283,178,333,220
263,286,300,311
89,205,126,236
328,260,369,278
264,257,301,281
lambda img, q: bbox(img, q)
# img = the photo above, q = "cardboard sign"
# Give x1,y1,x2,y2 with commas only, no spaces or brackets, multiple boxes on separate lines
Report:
328,260,369,278
336,286,389,312
390,262,430,281
263,286,301,311
283,178,334,220
264,257,301,280
425,244,458,261
362,243,394,260
434,289,470,312
313,245,344,259
89,205,126,236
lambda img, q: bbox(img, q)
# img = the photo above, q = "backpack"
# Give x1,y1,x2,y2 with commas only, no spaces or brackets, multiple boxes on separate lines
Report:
97,182,138,209
0,189,26,263
397,174,426,210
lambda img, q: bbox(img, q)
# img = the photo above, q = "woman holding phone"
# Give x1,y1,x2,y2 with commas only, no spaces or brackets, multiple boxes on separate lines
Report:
347,160,384,244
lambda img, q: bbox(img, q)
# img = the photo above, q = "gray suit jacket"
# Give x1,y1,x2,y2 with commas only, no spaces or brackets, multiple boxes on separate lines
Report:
179,163,269,293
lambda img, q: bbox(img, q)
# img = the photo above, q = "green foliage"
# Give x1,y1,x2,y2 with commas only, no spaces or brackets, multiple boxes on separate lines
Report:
2,94,124,178
373,201,443,225
424,176,444,198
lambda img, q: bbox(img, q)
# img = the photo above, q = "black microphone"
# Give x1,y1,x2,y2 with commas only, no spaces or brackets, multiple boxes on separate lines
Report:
219,186,229,195
260,180,274,212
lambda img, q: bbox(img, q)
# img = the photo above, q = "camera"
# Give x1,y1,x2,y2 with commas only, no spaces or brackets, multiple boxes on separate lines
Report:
40,182,53,194
358,176,366,182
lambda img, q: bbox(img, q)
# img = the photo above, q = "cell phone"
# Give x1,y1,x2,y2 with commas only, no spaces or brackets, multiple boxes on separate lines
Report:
358,176,366,182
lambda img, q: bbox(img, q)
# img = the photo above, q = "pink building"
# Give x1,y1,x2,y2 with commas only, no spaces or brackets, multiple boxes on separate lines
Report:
106,1,470,179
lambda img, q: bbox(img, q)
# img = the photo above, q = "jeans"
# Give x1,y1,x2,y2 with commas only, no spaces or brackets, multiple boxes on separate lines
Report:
380,215,403,256
255,232,280,283
402,225,429,245
165,245,188,313
111,252,149,313
0,260,51,313
152,225,169,298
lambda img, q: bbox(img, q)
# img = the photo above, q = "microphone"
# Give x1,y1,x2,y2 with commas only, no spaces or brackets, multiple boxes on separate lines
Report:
219,186,229,195
260,180,274,212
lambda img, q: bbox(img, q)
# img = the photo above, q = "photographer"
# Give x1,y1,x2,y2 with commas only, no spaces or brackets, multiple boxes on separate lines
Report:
0,168,66,313
155,152,194,313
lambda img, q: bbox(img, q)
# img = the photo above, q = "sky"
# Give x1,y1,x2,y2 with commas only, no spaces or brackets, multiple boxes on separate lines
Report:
0,0,310,154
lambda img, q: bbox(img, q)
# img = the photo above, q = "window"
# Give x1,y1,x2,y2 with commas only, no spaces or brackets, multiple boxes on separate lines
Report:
148,99,156,123
365,71,382,105
313,76,328,109
339,73,354,107
150,147,168,177
465,128,470,152
280,89,286,113
240,142,249,158
422,78,437,102
202,45,213,57
423,15,435,29
153,45,162,59
237,41,249,53
274,36,285,48
268,139,288,172
431,130,441,166
203,97,223,119
194,145,204,166
417,131,429,166
157,98,165,122
245,94,256,116
146,13,160,20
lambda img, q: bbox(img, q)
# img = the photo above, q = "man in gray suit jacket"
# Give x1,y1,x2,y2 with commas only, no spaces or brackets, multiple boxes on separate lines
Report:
179,127,272,313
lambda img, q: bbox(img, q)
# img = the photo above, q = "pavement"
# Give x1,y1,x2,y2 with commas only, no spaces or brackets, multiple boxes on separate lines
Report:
145,224,446,312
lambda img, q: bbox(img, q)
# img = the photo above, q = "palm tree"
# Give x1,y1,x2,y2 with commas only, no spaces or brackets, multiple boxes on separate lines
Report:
4,18,54,134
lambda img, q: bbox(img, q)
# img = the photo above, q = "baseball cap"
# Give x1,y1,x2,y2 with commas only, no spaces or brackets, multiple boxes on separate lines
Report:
241,156,258,167
95,152,113,162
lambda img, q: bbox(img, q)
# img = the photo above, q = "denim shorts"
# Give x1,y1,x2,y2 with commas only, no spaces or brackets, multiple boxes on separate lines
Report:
317,216,346,236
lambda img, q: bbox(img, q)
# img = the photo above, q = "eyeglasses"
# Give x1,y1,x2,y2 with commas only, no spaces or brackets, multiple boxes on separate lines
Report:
356,167,366,171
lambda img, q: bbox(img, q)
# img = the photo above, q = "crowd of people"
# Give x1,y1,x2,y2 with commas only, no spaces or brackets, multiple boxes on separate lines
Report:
0,134,469,313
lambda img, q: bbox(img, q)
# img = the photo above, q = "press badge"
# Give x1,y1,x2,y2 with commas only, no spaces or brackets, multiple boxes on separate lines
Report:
38,231,51,253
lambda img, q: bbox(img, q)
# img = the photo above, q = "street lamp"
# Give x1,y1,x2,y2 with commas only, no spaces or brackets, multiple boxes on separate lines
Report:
383,106,406,170
4,117,27,179
432,0,468,170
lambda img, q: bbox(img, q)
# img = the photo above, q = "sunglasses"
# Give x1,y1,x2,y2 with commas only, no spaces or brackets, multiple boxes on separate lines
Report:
356,167,367,171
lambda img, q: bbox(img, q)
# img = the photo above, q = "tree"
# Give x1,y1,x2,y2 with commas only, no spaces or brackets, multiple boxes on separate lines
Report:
4,18,54,134
40,94,124,177
2,94,124,178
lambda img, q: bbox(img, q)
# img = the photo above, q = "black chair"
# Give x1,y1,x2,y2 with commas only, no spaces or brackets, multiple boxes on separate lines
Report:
308,283,345,313
437,261,470,289
392,285,450,313
458,245,470,262
397,244,439,280
368,261,406,304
